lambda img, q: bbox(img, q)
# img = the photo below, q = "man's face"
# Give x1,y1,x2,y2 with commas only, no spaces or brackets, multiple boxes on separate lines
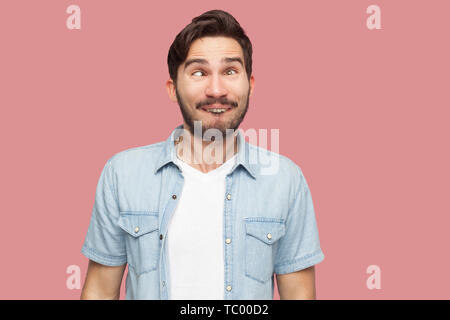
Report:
167,36,255,137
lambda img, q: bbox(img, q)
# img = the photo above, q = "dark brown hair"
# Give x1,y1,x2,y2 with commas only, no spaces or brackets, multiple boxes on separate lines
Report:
167,9,253,84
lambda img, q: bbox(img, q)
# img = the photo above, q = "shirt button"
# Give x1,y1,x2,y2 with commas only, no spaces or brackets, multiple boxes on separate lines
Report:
267,233,272,240
162,281,166,287
225,238,231,244
160,234,163,240
172,194,177,200
226,194,231,200
134,227,139,233
226,285,232,291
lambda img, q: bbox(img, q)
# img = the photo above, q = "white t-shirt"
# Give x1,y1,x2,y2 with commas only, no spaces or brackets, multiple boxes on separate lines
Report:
167,153,237,300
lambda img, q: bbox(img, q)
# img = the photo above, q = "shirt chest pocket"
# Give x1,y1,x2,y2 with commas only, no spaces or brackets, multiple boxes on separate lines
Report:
244,218,286,284
118,213,160,276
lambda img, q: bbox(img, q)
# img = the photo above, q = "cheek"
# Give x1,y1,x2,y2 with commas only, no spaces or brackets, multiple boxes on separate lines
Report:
178,86,202,106
229,79,249,95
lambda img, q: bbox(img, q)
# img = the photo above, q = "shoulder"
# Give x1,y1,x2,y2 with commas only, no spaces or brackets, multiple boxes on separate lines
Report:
247,142,308,195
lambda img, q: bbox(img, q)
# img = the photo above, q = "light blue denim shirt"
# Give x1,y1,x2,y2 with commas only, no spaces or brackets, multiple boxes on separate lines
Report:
81,124,325,300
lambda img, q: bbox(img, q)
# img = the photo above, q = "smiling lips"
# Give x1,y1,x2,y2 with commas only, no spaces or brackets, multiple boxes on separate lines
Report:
199,104,234,114
200,104,233,111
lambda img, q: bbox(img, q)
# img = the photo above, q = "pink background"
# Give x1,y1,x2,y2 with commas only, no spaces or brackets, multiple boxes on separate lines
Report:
1,0,449,299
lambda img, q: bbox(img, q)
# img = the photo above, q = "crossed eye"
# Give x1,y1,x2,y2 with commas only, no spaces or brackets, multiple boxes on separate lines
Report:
192,69,237,77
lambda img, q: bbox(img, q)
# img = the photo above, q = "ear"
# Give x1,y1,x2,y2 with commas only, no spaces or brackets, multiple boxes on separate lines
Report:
249,74,255,97
166,78,177,102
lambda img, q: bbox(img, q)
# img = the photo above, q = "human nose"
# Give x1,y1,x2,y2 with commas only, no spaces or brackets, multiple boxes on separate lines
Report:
204,73,228,97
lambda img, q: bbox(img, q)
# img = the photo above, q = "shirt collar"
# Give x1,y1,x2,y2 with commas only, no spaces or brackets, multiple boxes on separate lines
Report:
154,124,257,179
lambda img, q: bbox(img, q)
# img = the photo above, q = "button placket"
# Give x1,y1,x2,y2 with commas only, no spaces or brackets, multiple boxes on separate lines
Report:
159,170,185,300
223,175,234,299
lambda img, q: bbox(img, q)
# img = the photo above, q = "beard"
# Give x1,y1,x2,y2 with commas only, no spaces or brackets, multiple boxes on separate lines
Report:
175,86,250,139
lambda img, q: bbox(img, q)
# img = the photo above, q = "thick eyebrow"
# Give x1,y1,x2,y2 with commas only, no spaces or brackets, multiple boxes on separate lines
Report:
183,56,244,70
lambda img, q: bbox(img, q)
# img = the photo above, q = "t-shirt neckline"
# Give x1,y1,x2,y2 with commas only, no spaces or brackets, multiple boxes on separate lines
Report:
175,154,237,179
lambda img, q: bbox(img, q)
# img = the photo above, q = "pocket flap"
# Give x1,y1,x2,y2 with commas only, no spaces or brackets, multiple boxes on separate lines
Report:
244,219,286,244
118,213,159,237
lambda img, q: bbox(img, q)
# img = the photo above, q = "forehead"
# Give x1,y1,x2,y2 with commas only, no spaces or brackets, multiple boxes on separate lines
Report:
185,36,244,61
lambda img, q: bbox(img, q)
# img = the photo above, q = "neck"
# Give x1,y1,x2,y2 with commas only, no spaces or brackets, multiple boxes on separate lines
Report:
175,128,238,173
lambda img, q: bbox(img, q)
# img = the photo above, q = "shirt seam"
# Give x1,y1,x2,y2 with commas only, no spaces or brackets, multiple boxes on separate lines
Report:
106,160,120,209
274,248,323,269
81,244,127,266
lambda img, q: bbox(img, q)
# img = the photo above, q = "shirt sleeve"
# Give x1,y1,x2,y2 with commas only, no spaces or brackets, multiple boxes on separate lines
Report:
81,158,127,266
274,165,324,274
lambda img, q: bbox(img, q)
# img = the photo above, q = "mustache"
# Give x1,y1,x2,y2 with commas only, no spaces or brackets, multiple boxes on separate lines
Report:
196,98,238,109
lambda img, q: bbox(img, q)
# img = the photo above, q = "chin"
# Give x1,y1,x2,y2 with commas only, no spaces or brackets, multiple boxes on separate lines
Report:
200,122,235,137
